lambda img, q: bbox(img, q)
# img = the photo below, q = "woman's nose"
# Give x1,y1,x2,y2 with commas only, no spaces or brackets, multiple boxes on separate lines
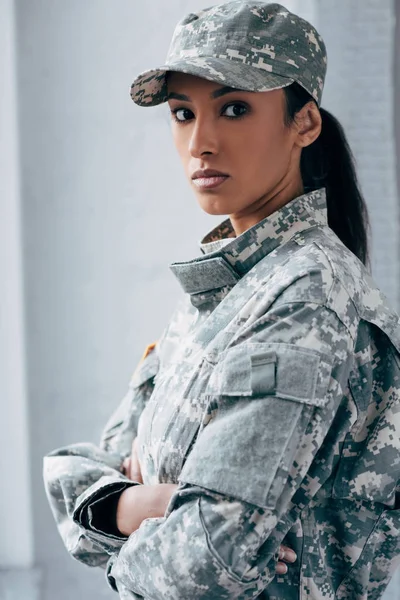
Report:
188,118,219,158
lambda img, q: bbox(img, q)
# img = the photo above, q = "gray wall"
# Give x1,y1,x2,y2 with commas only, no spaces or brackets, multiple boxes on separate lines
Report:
3,0,399,598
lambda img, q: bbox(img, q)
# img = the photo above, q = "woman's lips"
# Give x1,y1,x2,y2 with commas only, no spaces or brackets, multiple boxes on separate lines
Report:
192,175,229,189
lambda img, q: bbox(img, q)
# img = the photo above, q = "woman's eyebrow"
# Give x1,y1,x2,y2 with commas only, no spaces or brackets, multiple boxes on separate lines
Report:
167,86,246,102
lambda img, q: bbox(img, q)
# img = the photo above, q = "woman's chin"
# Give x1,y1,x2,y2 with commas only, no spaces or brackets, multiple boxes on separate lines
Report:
196,195,233,216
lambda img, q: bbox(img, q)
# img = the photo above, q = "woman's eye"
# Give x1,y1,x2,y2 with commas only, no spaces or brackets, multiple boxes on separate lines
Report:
172,108,193,122
171,103,248,122
222,103,248,118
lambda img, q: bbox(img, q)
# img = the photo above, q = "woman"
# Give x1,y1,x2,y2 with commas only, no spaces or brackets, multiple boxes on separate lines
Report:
43,2,400,598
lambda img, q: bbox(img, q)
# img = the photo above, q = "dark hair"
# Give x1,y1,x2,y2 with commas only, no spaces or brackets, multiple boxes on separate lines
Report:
283,82,370,266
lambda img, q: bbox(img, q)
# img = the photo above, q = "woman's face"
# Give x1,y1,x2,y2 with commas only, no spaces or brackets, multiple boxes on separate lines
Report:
167,72,319,234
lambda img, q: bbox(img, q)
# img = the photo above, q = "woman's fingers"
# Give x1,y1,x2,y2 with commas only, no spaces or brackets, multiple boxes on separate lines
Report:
275,562,288,574
278,545,297,562
130,443,143,483
122,457,131,476
122,440,144,483
275,545,297,574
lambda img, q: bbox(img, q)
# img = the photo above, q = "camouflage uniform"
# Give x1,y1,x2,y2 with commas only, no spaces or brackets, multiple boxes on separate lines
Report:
44,187,400,599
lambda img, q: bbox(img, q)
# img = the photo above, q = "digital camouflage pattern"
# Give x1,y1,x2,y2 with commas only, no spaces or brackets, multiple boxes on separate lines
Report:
43,187,400,599
130,1,327,108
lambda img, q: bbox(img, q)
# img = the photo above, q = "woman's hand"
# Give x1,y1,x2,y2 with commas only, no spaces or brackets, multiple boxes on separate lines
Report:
119,438,178,536
122,438,143,483
116,483,179,537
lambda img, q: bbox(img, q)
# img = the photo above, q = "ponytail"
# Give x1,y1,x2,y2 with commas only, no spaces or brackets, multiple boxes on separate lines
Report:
283,82,370,266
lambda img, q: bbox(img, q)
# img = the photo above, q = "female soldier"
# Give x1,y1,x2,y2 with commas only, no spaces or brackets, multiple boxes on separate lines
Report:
43,2,400,598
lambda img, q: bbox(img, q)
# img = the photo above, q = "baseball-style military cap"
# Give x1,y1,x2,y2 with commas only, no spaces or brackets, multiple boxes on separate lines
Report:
130,1,327,108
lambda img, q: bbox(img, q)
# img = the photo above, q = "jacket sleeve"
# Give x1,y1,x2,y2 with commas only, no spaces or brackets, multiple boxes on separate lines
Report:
106,299,355,599
43,343,159,568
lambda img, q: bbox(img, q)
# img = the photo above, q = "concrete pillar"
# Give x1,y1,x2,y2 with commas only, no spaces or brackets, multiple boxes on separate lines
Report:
396,0,400,292
0,0,40,597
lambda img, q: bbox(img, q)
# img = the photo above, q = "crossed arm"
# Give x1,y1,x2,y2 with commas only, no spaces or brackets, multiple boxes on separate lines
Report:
44,298,353,598
118,438,297,576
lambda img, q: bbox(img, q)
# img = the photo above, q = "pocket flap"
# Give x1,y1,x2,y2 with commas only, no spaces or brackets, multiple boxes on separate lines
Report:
204,342,332,407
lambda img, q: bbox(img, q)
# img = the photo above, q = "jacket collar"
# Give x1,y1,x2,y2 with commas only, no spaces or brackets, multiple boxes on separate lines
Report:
169,187,327,296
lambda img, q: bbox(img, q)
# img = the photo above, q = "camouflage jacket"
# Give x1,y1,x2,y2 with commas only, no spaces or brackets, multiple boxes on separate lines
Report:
43,187,400,599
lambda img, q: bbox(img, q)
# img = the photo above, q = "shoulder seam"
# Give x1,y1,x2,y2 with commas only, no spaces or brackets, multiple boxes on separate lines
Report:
273,299,358,344
312,237,362,318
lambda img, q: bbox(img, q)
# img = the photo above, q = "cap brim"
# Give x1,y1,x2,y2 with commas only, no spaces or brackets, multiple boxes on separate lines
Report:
130,56,295,107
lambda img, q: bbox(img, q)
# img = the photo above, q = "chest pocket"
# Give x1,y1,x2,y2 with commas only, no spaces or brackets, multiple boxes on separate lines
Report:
332,332,400,507
179,342,333,510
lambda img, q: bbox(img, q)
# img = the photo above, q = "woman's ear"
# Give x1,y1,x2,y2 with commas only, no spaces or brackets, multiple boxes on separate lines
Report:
294,101,322,148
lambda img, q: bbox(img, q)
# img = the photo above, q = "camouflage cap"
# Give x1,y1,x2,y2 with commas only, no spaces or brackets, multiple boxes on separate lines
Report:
130,1,327,108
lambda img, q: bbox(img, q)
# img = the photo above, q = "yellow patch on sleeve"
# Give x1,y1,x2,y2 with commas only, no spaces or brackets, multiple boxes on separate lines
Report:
140,342,157,362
